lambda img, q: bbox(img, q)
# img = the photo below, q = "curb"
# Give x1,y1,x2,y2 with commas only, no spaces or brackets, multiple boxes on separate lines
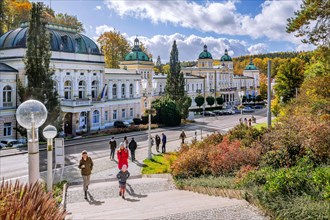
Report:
68,174,143,187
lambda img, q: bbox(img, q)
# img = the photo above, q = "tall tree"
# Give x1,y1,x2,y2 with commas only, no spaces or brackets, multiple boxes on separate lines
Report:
287,0,330,47
155,55,163,74
97,30,130,68
274,58,305,103
18,2,62,135
165,40,185,100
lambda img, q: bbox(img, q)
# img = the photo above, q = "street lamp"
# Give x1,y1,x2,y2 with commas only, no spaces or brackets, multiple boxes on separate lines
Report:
238,90,245,122
43,125,57,192
16,100,47,184
141,77,157,159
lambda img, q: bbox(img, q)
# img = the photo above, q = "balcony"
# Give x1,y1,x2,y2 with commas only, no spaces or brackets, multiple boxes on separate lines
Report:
2,102,13,107
61,99,92,107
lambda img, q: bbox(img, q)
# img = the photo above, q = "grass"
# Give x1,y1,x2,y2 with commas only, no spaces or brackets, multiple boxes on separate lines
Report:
142,153,178,174
253,123,267,130
52,180,67,204
175,176,237,189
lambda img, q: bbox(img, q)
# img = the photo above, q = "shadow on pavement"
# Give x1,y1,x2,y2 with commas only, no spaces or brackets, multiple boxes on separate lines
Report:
124,197,140,202
87,192,105,206
133,160,146,167
126,183,148,199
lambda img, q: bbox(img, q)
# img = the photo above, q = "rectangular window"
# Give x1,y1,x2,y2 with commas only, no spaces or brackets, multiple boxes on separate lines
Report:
122,109,126,118
105,111,108,121
4,123,12,136
130,108,133,117
113,110,117,120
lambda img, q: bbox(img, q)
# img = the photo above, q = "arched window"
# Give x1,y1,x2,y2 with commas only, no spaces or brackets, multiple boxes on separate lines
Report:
2,85,12,107
112,84,117,99
91,80,99,99
64,81,72,99
92,110,100,125
129,83,133,97
78,81,86,99
121,84,126,98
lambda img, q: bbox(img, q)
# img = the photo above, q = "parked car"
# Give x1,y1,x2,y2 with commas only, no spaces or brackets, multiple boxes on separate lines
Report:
133,118,143,125
114,121,128,128
202,111,216,116
213,110,224,116
232,107,241,114
0,143,6,149
223,109,235,115
0,138,24,148
254,105,264,109
242,106,255,113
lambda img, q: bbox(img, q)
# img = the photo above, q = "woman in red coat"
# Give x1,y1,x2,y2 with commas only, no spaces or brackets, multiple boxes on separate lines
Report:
117,142,129,169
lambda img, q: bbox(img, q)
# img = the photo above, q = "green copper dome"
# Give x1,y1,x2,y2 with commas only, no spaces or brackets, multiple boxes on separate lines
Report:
124,38,150,61
198,44,213,59
245,57,258,70
220,49,232,61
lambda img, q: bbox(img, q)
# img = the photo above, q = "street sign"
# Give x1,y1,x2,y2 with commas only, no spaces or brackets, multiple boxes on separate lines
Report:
55,138,65,165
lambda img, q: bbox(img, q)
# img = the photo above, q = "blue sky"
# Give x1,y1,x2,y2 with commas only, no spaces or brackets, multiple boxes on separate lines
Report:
31,0,315,62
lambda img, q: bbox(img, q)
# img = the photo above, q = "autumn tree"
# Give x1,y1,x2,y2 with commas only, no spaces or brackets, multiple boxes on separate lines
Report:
139,41,152,59
18,2,62,136
274,58,305,103
97,30,130,68
287,0,330,47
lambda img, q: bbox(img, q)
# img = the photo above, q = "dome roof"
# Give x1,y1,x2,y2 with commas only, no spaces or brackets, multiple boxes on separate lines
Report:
220,49,232,61
245,57,258,70
124,38,150,61
0,23,101,55
198,44,212,59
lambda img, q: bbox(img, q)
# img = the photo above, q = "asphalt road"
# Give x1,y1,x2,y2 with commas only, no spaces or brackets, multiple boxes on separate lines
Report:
0,109,266,181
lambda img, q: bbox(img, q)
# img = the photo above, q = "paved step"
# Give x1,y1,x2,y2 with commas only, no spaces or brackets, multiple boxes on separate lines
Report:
66,188,267,220
67,177,175,204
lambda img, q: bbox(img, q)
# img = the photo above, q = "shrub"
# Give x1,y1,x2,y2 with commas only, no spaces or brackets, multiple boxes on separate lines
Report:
194,95,204,108
227,124,264,147
206,96,215,106
0,181,66,219
208,137,262,176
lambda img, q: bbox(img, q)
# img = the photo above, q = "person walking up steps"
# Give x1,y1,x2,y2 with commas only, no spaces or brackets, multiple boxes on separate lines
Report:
109,137,117,160
162,133,167,153
78,150,93,199
117,142,129,169
155,134,161,153
128,138,137,161
180,130,186,144
117,165,130,199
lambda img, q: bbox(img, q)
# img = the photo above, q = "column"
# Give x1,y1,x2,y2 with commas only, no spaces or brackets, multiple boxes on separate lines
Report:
72,113,76,136
126,80,130,98
87,111,91,134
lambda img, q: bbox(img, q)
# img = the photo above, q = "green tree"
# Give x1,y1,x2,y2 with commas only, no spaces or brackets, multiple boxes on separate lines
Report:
194,95,205,108
274,58,305,103
216,96,224,105
176,96,192,119
287,0,330,47
155,55,163,74
153,97,181,126
97,30,130,68
51,13,84,32
18,2,62,136
206,96,215,106
165,40,185,100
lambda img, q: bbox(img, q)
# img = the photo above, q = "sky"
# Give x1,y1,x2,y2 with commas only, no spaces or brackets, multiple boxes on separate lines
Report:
31,0,315,62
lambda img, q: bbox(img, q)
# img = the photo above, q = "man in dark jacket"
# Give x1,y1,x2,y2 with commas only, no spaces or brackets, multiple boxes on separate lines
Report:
78,150,93,199
128,138,137,161
155,134,161,152
109,137,117,160
117,165,130,199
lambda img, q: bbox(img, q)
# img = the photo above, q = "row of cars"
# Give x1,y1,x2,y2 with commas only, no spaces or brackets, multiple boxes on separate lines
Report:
202,105,262,117
0,138,25,149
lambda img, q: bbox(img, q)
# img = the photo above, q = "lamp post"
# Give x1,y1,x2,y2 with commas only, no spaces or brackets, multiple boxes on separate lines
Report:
141,77,157,159
42,125,57,191
16,100,47,184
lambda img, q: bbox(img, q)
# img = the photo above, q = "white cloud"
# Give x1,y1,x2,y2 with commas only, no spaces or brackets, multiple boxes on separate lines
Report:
95,6,102,10
248,43,268,55
95,25,115,36
103,0,303,43
296,43,316,52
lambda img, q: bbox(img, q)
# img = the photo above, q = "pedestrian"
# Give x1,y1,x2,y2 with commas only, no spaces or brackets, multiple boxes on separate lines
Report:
109,137,117,160
248,118,252,127
78,150,93,199
161,133,167,153
244,118,248,125
116,164,130,199
128,138,137,161
155,134,161,152
179,130,186,144
123,136,129,148
117,142,129,169
239,118,242,124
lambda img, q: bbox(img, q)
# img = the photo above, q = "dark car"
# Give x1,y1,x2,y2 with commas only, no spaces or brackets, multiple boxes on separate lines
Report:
254,105,264,109
213,110,224,116
133,118,143,125
114,121,128,128
242,106,255,113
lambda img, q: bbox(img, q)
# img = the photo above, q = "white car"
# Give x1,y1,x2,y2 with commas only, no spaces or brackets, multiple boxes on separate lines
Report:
0,138,24,148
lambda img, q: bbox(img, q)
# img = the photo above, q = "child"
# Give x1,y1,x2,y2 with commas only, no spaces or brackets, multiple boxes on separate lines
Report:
116,164,130,199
